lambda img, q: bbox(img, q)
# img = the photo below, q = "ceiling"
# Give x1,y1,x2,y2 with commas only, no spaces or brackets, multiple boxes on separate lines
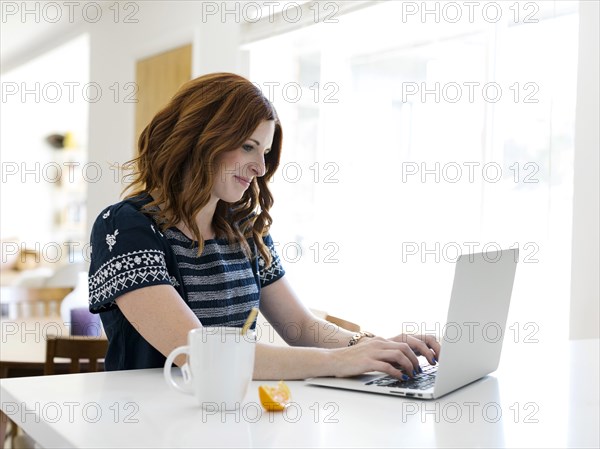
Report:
1,9,87,74
0,0,320,74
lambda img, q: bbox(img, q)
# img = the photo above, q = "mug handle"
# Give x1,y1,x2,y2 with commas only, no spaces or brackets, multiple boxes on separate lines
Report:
163,345,193,395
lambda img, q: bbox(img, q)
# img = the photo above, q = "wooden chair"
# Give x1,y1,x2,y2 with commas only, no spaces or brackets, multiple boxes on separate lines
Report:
324,313,360,332
44,336,108,375
311,308,361,332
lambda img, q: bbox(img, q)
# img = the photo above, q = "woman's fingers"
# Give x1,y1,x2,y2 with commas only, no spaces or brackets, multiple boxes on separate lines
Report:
365,339,421,377
371,361,406,380
392,333,441,364
404,335,438,365
419,334,441,360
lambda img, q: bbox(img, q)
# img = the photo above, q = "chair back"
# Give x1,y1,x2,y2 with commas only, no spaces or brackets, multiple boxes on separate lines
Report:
44,336,108,375
324,314,361,332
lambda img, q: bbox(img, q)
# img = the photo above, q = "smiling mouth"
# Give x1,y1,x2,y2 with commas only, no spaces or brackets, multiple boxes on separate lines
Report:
234,176,251,187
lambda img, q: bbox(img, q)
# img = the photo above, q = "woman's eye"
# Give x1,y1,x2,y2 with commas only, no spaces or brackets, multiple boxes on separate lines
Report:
242,144,254,152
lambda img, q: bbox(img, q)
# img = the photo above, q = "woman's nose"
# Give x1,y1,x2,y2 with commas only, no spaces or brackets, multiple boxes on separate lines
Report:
249,155,266,177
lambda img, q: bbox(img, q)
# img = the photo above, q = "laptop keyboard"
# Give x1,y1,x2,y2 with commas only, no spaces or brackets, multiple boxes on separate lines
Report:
365,364,438,390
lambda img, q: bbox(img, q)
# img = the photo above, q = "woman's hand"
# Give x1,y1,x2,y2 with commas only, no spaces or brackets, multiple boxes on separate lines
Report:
327,333,441,380
330,337,426,380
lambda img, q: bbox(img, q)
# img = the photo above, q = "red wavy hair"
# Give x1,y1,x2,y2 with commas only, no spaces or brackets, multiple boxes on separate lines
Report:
124,72,283,264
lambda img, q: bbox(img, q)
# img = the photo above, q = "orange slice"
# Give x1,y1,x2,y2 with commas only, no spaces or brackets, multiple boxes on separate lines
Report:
258,381,291,411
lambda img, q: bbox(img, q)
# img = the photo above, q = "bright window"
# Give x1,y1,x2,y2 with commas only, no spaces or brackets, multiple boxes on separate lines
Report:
245,1,578,340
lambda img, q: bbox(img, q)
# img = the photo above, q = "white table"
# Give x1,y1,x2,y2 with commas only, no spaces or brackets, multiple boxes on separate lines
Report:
1,339,598,448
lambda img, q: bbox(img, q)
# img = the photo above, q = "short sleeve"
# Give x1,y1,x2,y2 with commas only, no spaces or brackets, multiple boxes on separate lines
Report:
88,203,174,312
257,234,285,288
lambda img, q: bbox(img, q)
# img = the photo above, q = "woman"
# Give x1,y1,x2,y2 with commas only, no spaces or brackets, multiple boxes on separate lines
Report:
88,72,440,379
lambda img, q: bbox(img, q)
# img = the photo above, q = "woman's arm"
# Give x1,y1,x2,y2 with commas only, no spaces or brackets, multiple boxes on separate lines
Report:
258,278,440,361
256,277,440,379
258,277,357,348
115,284,202,367
115,280,439,380
253,338,427,380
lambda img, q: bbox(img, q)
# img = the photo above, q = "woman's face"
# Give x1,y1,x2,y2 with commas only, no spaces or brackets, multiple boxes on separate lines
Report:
212,120,275,203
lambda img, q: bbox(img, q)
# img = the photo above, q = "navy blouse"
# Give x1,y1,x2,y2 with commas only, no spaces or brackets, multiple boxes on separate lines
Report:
88,193,285,370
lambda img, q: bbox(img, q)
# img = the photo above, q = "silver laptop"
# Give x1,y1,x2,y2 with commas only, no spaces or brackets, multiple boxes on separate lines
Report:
306,248,519,399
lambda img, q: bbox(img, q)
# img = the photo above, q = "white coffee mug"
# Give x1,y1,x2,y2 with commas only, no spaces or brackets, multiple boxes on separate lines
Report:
163,327,256,410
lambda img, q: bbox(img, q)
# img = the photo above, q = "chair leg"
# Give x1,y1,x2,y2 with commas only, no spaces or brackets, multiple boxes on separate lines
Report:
0,411,7,449
8,420,21,449
12,430,36,449
0,411,19,449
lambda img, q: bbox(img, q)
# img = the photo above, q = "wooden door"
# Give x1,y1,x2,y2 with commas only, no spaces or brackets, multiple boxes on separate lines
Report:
135,44,192,147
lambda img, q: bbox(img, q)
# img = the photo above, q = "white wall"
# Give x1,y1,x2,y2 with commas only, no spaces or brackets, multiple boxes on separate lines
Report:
1,35,89,248
570,0,600,339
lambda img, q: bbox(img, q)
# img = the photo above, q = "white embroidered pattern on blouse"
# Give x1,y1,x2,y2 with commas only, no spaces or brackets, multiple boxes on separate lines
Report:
106,229,119,252
170,275,180,287
102,209,111,219
150,224,164,237
257,242,284,286
89,249,171,306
